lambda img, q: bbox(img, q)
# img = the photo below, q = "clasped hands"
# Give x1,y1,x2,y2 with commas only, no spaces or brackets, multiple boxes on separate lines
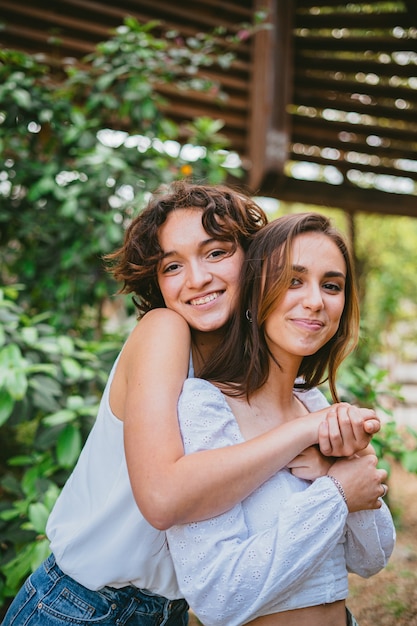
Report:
287,403,387,511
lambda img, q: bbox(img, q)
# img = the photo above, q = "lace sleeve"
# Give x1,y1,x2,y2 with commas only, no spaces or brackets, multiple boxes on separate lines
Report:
344,503,396,577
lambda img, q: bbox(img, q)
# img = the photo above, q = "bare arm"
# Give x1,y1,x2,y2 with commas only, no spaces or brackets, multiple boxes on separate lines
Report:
118,309,326,529
118,309,381,529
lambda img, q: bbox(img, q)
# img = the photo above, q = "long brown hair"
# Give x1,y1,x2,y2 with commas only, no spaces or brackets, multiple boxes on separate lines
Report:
200,212,360,402
105,181,268,316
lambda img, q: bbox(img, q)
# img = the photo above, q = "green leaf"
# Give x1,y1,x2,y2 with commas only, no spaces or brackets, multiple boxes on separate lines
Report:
3,544,35,589
13,88,32,108
21,465,43,499
0,508,20,521
0,388,14,426
66,395,84,410
56,423,82,468
28,502,50,534
21,326,38,345
377,458,392,476
61,357,82,380
7,369,28,399
0,343,23,368
44,483,60,511
42,408,76,427
401,450,417,474
30,538,51,570
8,454,37,466
33,339,61,355
57,335,75,355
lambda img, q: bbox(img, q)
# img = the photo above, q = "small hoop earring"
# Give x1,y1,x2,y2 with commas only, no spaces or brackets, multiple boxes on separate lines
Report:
245,309,253,323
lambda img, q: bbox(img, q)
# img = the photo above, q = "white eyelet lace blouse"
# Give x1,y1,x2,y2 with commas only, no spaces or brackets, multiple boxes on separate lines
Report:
166,378,396,626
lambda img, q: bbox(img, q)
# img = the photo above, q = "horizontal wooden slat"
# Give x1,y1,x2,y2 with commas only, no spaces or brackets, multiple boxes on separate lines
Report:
279,178,417,217
296,0,395,7
288,151,417,181
0,0,253,57
290,135,417,163
291,91,417,123
294,53,417,80
292,116,417,144
273,176,417,218
293,74,417,103
295,10,410,30
295,34,417,53
2,0,417,217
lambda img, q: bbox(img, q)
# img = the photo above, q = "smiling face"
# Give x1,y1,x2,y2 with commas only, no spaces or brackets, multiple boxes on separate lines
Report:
264,231,346,364
157,208,244,336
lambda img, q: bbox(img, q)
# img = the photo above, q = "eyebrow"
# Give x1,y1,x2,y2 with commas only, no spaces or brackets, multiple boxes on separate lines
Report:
292,264,346,279
160,237,219,260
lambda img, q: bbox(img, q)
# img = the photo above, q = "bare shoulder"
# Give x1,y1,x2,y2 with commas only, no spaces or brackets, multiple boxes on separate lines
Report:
140,308,191,331
111,309,191,418
125,308,191,357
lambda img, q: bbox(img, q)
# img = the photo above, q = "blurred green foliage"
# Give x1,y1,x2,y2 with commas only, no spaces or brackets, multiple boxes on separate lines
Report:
0,16,253,333
0,14,266,610
0,285,121,605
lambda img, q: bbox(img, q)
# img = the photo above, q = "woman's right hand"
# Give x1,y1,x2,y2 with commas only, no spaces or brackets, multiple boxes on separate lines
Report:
327,454,388,512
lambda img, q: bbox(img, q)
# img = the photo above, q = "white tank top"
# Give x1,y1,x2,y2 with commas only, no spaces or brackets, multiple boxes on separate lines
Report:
46,354,182,598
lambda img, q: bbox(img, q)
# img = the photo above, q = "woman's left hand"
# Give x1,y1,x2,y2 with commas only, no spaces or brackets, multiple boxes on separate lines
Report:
318,403,380,458
287,445,333,480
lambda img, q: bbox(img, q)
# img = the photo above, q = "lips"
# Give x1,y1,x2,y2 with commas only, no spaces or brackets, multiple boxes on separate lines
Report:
189,291,222,306
291,318,324,330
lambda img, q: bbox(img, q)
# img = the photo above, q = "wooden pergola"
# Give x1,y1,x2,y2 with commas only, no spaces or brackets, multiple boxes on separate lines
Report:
1,0,417,217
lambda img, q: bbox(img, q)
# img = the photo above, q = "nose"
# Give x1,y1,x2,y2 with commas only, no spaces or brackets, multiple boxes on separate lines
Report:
303,283,324,311
185,260,212,288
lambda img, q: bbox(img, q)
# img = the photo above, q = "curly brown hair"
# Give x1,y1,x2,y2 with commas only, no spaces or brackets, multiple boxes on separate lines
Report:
105,181,268,316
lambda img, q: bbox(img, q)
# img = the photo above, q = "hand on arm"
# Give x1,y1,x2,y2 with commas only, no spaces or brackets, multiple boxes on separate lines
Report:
287,438,379,482
318,403,380,457
287,445,332,480
327,453,388,512
288,402,382,481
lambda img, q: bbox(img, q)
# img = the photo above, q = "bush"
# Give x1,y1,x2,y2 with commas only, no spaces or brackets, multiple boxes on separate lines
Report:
0,16,254,334
0,14,267,612
0,285,122,606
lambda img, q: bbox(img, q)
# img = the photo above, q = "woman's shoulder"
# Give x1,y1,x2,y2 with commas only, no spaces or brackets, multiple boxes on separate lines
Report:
182,377,222,396
125,308,191,352
180,378,232,417
179,379,243,449
139,308,190,332
114,308,191,396
293,384,330,411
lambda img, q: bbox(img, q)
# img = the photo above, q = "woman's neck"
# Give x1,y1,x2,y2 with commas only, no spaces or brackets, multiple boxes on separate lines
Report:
208,346,306,438
266,353,303,400
191,328,225,375
224,367,307,440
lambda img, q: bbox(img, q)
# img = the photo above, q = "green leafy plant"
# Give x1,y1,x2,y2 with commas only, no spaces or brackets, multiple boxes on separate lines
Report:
0,14,267,613
0,285,122,606
0,15,265,334
336,359,417,479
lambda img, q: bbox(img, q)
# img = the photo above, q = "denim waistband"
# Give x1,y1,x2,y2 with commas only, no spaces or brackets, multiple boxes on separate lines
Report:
44,553,186,609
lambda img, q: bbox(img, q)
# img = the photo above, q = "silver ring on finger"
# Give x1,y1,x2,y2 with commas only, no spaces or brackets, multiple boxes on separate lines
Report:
381,483,388,498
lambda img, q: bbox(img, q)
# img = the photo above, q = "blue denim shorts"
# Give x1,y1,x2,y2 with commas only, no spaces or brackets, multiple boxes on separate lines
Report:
1,554,189,626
